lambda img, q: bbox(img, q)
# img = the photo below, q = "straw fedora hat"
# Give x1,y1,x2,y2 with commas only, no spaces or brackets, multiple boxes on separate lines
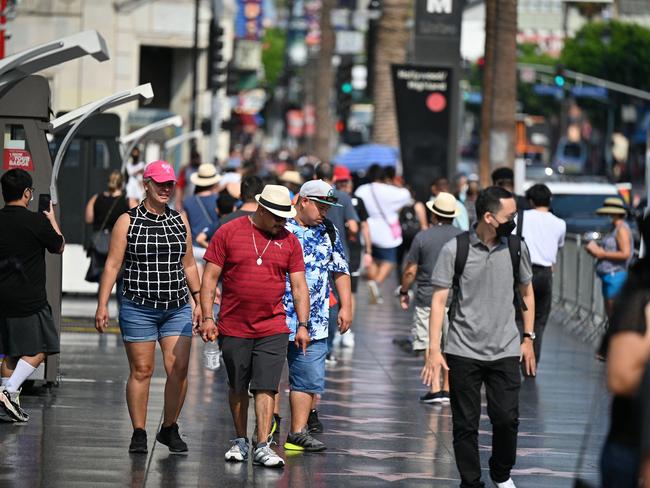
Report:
190,163,222,187
255,184,297,218
426,192,460,219
279,170,303,186
596,197,627,216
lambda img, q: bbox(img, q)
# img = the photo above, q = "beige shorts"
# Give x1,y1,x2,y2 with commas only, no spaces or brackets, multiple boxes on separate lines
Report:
411,306,448,352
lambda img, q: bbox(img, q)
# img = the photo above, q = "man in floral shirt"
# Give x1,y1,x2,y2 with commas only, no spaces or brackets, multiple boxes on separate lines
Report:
282,180,352,452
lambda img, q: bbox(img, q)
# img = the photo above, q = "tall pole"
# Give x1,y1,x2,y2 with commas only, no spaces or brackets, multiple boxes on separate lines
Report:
190,0,200,135
208,0,222,164
0,0,7,60
313,0,336,161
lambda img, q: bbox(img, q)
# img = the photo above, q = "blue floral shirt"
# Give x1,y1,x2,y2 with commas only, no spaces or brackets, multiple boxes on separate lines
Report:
284,219,349,341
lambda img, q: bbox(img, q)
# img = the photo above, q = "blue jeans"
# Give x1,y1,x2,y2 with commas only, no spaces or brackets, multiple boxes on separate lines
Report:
601,440,639,488
119,298,193,342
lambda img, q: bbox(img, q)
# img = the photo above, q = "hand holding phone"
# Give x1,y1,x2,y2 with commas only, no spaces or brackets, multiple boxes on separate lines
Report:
38,194,51,214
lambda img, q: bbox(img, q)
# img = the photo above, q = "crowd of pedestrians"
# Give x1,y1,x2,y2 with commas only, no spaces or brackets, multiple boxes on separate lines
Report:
4,144,650,487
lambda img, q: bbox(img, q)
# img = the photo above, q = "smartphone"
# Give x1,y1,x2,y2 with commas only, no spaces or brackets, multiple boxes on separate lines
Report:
38,194,51,213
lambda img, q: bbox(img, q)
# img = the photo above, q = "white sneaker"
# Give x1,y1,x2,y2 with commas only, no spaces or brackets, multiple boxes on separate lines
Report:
225,437,249,462
341,331,355,348
0,388,28,422
253,442,285,468
367,280,382,304
332,331,342,348
492,477,516,488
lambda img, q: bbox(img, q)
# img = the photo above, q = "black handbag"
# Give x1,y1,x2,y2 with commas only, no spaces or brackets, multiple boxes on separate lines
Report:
85,196,120,283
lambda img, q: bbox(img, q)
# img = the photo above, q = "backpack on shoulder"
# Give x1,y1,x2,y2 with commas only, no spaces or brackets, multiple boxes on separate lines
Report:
447,232,527,323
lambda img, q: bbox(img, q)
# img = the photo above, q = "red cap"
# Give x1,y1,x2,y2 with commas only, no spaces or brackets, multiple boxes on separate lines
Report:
333,165,352,183
143,160,176,183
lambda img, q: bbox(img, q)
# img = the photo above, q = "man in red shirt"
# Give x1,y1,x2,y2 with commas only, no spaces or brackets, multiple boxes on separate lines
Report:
199,184,309,468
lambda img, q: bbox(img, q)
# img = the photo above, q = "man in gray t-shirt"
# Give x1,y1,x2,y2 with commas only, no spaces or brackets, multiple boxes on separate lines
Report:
421,186,536,488
399,192,462,404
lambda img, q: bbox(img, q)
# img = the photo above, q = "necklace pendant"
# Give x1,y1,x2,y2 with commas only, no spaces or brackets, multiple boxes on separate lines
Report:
256,257,263,266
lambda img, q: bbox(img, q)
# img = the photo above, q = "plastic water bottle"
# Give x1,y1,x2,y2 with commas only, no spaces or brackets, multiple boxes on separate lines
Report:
203,341,221,370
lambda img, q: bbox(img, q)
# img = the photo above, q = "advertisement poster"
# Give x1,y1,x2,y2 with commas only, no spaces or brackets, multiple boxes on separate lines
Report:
392,64,452,202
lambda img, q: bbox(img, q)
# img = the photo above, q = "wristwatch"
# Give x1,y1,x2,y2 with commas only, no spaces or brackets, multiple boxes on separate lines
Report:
523,332,536,341
399,289,409,296
203,316,216,323
298,322,309,330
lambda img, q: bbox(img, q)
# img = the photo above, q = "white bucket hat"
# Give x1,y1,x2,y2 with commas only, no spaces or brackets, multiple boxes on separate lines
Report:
426,192,460,219
255,184,297,218
190,163,222,187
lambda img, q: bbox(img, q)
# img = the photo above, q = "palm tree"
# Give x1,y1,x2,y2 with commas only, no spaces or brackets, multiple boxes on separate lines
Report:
371,0,412,147
313,0,337,160
479,0,518,187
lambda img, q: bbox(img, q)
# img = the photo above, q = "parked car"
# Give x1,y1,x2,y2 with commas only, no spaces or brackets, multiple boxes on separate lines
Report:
553,137,588,175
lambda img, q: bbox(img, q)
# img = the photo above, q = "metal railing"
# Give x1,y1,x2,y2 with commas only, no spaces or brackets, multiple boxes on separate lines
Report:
551,234,608,347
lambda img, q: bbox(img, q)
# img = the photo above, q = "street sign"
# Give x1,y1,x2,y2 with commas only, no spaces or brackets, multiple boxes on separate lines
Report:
570,85,608,99
335,31,365,55
233,39,262,71
533,84,563,98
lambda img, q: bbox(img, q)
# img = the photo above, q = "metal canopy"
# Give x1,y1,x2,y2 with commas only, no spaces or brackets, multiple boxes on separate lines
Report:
120,114,184,171
0,30,109,86
49,83,155,204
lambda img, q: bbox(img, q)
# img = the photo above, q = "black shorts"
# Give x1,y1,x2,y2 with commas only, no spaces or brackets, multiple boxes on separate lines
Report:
219,333,289,394
0,304,60,357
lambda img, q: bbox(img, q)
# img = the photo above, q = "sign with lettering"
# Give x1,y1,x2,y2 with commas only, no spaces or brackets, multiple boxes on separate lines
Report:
392,64,452,202
3,149,33,171
415,0,463,39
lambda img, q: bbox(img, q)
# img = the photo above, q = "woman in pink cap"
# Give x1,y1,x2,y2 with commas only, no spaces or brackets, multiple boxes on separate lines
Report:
94,160,202,454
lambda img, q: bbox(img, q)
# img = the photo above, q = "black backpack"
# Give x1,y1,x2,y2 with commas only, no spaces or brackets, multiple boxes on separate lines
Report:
323,218,337,262
447,232,527,324
399,205,421,243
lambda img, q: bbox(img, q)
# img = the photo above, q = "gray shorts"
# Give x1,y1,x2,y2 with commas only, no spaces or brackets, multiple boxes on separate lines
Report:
0,305,60,357
411,306,448,352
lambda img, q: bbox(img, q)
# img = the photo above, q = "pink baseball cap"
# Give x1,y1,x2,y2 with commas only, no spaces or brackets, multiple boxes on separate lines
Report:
143,160,177,183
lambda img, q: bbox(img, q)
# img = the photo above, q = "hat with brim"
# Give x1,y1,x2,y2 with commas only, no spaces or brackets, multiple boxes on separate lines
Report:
298,179,343,207
279,170,303,186
190,163,222,187
596,197,627,216
426,192,460,218
143,160,177,183
255,184,297,218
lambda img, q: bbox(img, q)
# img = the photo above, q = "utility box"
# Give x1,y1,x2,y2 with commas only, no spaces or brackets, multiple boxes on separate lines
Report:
0,75,60,384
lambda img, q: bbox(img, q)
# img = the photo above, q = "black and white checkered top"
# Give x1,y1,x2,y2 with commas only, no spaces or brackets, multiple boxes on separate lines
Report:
122,203,189,310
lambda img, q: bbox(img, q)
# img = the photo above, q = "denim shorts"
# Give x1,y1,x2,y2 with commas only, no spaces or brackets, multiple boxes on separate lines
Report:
119,298,193,342
371,245,398,263
287,338,328,394
600,270,628,300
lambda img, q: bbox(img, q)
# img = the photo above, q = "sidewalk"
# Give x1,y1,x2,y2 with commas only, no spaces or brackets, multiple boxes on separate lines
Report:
0,281,608,487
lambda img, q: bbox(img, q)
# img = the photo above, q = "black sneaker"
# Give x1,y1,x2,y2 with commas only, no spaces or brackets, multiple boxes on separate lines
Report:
129,428,148,453
156,423,188,453
271,414,282,438
420,391,445,404
307,409,323,434
284,430,327,452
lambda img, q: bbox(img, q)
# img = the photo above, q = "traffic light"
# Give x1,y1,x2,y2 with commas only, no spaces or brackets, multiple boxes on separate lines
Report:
226,63,242,96
554,64,566,88
207,20,226,91
335,58,353,132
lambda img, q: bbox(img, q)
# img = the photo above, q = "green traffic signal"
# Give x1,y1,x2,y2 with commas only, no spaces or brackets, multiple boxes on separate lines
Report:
341,83,353,94
554,75,565,87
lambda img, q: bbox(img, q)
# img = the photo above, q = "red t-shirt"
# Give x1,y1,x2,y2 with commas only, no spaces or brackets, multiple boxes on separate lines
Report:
204,216,305,338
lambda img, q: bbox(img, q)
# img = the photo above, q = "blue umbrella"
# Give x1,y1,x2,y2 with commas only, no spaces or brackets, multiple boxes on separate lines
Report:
333,144,399,172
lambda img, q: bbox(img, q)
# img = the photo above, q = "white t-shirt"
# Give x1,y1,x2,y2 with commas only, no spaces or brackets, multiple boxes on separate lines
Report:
520,209,566,267
126,161,145,202
355,182,412,249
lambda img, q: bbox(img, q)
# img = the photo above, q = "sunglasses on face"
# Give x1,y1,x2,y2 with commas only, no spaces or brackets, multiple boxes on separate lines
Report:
307,195,338,204
151,181,175,189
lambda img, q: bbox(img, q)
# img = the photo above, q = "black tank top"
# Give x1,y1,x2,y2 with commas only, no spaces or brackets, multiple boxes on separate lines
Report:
93,193,129,231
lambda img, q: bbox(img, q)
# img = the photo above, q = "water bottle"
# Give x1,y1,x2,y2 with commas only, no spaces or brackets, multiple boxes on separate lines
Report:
203,341,221,370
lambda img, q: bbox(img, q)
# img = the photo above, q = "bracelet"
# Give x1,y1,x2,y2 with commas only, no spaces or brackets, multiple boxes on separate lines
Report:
298,322,308,329
191,290,200,296
203,316,216,323
399,289,409,296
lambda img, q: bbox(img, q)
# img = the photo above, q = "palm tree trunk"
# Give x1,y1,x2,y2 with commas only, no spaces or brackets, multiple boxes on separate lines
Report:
371,0,412,147
313,0,336,161
479,0,518,187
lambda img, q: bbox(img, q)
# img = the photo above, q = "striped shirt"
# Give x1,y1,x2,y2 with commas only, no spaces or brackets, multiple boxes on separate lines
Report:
122,203,189,309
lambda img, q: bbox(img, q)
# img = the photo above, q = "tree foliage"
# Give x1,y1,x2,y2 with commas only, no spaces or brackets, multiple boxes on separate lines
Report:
262,28,286,88
561,21,650,92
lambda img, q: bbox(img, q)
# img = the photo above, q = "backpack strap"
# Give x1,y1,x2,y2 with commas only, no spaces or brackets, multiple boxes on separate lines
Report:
516,208,524,239
447,232,470,324
323,218,337,262
508,235,528,312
